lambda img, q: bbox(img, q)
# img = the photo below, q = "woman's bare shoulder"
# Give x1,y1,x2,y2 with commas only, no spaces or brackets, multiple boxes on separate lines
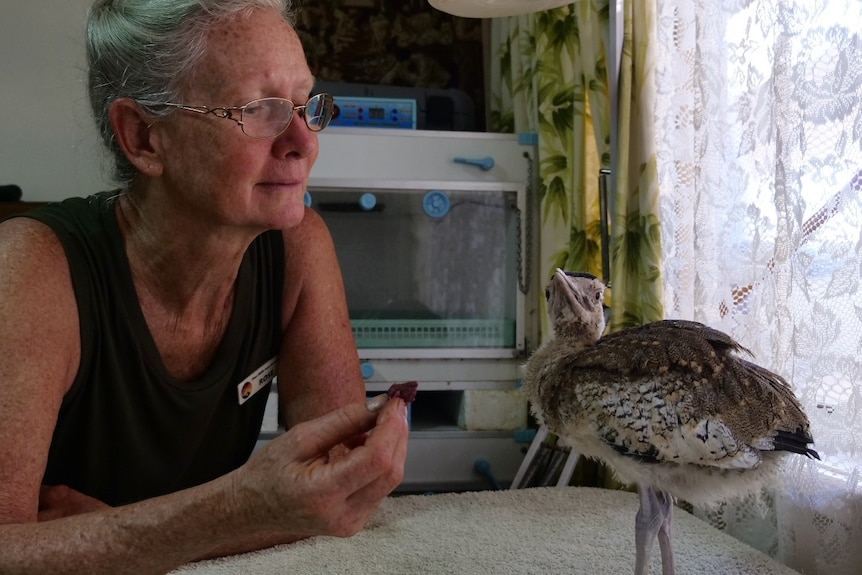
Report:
277,206,348,327
281,206,331,248
0,216,80,390
0,216,75,289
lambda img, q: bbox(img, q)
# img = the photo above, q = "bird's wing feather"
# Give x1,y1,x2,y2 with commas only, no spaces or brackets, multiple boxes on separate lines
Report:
568,320,750,377
577,370,765,470
649,416,764,469
727,358,819,458
530,318,819,472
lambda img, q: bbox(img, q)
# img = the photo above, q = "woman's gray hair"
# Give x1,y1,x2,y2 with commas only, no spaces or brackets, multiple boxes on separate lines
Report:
86,0,295,187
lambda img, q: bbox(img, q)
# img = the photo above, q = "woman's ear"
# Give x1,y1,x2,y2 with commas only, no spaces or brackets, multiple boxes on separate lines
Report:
108,98,163,177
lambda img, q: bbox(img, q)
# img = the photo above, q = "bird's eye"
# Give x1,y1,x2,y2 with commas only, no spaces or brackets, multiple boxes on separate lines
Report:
595,291,602,301
544,289,551,301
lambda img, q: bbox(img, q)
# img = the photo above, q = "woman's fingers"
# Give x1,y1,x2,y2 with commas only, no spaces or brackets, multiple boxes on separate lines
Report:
315,398,408,496
315,398,409,535
345,399,410,509
239,398,409,537
290,401,380,461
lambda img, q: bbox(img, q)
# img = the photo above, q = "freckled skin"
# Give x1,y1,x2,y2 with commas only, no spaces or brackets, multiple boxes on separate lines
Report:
0,7,409,575
153,11,319,232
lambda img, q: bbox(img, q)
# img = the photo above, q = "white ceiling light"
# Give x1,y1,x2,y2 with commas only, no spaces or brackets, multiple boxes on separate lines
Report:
428,0,573,18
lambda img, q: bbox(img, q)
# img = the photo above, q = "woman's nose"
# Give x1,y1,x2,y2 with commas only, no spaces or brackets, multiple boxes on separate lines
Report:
272,115,319,159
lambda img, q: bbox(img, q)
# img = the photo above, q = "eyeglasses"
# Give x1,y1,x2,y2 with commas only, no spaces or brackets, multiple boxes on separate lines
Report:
154,93,335,138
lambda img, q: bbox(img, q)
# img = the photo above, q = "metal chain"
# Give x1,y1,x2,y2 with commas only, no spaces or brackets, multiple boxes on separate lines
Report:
514,151,534,295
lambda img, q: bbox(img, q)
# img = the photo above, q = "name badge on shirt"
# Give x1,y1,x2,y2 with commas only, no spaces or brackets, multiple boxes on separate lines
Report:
237,356,277,406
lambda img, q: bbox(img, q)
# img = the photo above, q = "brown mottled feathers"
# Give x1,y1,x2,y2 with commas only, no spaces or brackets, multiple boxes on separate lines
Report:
571,319,748,372
523,270,818,503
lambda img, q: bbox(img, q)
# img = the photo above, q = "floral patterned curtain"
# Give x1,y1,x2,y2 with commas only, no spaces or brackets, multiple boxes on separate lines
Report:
489,1,611,343
489,1,663,341
610,0,663,330
656,2,862,573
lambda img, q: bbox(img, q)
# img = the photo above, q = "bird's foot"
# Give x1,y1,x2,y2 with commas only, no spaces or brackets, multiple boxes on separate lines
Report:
634,485,675,575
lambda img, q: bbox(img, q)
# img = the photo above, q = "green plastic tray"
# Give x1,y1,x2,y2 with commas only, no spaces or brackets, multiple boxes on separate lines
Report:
351,319,515,348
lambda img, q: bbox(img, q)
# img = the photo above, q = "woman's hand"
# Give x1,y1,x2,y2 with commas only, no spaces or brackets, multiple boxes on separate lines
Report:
233,396,409,538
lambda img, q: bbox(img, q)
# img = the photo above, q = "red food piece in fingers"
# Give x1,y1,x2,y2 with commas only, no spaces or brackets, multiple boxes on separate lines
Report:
386,381,418,404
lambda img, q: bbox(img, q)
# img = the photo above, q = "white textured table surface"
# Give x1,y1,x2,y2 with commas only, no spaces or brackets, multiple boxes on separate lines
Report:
173,486,798,575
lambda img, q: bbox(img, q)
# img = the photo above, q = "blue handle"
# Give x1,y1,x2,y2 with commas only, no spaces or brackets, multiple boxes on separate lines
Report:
474,458,502,490
453,156,494,171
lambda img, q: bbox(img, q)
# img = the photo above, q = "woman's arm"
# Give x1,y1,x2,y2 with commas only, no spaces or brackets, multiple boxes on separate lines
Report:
277,207,365,428
0,218,82,527
1,398,408,574
0,218,408,574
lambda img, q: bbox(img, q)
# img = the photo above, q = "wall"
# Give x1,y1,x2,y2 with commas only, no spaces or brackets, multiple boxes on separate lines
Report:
1,1,111,202
293,1,485,131
0,2,486,203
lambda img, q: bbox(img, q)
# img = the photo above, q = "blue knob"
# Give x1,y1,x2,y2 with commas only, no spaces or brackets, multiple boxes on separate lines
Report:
359,193,377,210
304,191,312,206
423,190,450,218
360,362,375,379
453,156,495,171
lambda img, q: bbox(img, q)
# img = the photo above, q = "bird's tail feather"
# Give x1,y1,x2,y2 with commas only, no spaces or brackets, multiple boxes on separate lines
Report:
774,429,821,460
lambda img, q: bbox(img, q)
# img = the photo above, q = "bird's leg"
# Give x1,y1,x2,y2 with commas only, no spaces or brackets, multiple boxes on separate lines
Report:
656,490,675,575
633,484,676,575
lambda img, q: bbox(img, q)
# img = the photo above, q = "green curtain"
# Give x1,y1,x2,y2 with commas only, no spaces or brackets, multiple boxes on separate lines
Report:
489,0,663,338
489,0,663,488
610,0,663,330
490,1,611,343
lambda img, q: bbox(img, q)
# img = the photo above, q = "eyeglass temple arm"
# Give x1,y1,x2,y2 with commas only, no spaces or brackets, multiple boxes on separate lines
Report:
171,104,242,123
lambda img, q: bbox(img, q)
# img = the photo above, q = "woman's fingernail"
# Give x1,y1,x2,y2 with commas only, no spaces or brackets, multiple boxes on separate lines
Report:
366,394,388,412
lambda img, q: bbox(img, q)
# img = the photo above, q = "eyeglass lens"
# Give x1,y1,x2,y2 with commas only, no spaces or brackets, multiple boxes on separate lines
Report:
241,94,333,138
304,93,334,131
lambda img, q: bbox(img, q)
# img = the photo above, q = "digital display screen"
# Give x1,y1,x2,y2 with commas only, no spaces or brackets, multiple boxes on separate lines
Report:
328,97,417,129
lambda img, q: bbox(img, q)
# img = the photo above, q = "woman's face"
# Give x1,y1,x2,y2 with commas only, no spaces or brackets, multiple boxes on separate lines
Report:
154,9,319,231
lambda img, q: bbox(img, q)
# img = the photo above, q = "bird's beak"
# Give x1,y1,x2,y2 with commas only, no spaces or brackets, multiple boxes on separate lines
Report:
553,269,583,312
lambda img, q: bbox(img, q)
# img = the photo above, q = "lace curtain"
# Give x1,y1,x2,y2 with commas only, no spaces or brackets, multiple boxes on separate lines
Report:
655,2,862,574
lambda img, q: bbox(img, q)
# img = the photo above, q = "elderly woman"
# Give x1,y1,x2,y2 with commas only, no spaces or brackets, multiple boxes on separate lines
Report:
0,1,409,573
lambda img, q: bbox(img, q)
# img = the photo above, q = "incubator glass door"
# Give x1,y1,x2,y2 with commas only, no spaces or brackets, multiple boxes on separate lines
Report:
309,185,522,351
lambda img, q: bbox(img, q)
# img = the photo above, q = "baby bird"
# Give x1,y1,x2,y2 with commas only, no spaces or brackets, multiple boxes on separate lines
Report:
523,270,818,575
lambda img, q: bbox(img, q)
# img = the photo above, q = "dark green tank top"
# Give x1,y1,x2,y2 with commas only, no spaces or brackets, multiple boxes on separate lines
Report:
16,192,283,506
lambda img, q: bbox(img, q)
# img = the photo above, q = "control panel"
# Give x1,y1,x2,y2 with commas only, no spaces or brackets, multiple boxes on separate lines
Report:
329,96,417,129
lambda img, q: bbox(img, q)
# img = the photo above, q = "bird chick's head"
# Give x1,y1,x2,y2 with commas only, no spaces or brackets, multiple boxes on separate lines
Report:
546,269,606,344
